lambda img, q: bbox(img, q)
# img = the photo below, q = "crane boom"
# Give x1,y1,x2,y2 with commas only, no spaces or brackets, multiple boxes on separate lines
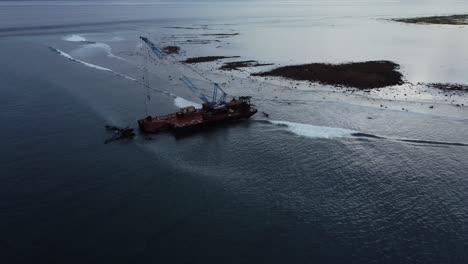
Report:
140,36,165,59
140,36,229,107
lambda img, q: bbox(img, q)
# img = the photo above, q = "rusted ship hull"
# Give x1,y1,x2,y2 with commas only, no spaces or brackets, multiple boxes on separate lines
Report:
172,110,257,135
138,108,257,134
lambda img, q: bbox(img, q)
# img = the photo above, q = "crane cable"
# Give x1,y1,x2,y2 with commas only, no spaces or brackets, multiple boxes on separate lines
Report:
143,34,223,93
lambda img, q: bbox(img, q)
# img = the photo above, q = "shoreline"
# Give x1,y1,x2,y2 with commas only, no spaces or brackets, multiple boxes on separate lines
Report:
392,14,468,25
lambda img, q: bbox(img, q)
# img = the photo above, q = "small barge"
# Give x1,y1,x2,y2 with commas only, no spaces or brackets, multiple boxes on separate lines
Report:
138,96,257,134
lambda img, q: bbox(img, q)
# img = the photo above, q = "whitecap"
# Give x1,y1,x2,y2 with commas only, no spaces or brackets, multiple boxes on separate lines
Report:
174,97,202,109
268,120,356,139
63,34,86,42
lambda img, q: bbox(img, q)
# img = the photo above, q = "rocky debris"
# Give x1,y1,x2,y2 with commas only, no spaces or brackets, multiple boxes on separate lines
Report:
201,33,240,36
182,56,240,63
176,39,215,45
165,26,208,30
426,83,468,92
162,46,180,55
220,60,274,70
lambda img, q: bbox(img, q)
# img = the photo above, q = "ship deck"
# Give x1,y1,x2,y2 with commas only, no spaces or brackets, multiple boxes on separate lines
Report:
157,111,205,128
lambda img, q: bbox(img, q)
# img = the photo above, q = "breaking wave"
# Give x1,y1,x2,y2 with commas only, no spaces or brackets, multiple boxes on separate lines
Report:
49,47,136,81
71,42,126,61
268,120,356,139
63,34,86,42
174,97,202,109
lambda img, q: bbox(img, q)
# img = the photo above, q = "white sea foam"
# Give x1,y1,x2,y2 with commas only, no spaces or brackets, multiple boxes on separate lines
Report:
268,120,356,139
71,42,126,61
63,34,86,42
174,97,202,109
50,47,136,81
110,36,124,42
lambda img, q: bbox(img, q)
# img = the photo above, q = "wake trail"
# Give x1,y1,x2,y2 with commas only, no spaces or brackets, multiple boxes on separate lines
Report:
350,129,467,147
262,120,468,147
49,46,201,110
49,47,136,81
396,139,468,147
351,133,384,139
261,120,356,139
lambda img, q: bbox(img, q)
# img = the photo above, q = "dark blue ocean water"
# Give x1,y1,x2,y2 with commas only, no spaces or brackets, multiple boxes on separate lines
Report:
1,1,468,263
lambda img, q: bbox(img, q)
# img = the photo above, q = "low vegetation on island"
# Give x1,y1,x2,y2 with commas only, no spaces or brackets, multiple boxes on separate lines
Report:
253,61,404,89
392,14,468,25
